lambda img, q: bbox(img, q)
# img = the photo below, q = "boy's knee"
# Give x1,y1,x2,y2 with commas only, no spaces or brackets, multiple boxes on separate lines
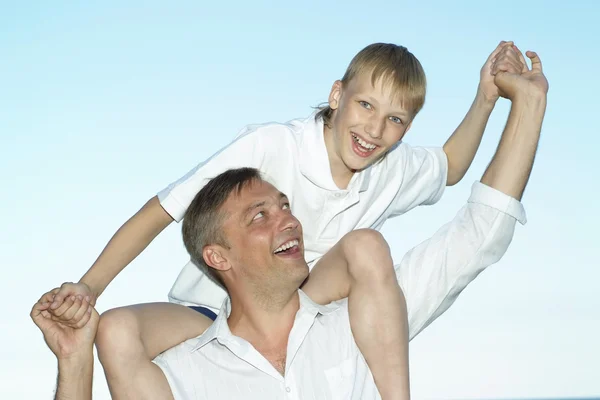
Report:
342,229,391,260
96,307,141,363
341,229,394,280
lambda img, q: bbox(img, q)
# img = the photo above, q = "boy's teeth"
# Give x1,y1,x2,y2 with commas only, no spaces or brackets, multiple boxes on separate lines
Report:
352,134,376,150
274,239,299,253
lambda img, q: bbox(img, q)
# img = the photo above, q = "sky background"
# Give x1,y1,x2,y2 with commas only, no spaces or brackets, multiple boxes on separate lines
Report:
1,1,599,399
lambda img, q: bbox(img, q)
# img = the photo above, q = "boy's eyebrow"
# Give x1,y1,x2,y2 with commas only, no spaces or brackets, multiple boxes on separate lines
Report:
365,95,410,117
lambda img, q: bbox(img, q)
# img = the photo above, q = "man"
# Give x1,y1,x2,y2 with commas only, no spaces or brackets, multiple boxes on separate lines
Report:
32,50,547,399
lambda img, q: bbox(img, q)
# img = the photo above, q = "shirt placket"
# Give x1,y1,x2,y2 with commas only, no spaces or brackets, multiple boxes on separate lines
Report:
318,190,359,240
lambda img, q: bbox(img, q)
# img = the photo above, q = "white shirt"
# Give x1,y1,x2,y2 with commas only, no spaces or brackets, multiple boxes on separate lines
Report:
158,114,526,340
153,181,527,400
154,291,382,400
159,114,448,312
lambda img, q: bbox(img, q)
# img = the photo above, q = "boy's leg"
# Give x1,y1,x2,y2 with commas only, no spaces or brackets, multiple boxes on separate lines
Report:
302,229,410,400
95,302,212,399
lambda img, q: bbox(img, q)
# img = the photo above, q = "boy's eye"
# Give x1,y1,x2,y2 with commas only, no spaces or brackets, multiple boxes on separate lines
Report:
390,116,403,124
282,203,290,210
252,211,264,221
359,101,372,109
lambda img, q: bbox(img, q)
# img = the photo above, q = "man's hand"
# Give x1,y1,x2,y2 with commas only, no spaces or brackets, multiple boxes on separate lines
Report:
48,282,96,328
493,50,549,100
31,288,99,360
479,41,525,103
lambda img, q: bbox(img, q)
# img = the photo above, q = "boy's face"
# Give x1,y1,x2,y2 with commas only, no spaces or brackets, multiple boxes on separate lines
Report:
325,72,414,175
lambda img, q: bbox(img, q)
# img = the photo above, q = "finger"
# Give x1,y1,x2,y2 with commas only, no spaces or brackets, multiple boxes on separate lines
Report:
51,295,75,318
60,296,84,321
30,300,53,329
50,284,73,309
37,288,60,305
487,40,512,64
514,46,529,73
493,57,523,75
527,51,543,72
70,298,91,326
74,306,94,329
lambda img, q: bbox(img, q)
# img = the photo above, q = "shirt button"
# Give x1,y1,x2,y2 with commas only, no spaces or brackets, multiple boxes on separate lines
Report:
335,193,342,198
286,387,291,393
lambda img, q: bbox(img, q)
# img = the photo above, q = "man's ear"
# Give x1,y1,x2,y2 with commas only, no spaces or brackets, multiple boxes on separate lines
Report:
328,80,343,110
203,245,231,272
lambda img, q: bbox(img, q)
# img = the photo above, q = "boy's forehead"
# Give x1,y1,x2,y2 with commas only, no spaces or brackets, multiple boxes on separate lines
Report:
348,71,409,111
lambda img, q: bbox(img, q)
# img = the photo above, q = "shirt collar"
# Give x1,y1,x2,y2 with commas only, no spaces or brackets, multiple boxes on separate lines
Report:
190,297,233,352
190,290,339,352
299,113,371,193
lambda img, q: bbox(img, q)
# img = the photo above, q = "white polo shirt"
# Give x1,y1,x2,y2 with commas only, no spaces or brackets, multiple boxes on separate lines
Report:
158,113,526,339
153,291,381,400
159,114,447,307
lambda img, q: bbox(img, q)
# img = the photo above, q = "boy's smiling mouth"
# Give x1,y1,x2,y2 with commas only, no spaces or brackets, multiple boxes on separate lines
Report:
351,132,378,156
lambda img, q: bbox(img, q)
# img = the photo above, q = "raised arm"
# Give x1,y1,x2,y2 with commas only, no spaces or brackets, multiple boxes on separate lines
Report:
443,41,525,186
31,289,98,400
398,50,548,339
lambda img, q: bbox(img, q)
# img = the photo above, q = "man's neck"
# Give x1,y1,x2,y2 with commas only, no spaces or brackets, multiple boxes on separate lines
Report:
227,289,300,375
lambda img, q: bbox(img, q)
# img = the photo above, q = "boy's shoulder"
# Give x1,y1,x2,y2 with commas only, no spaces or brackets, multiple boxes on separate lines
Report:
232,113,318,146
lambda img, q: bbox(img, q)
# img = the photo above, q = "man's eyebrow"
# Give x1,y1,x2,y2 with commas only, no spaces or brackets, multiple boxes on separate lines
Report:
279,192,288,200
243,201,266,218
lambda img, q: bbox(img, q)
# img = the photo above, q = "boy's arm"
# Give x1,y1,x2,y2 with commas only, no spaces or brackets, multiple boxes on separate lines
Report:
79,196,173,297
48,197,173,314
442,41,523,186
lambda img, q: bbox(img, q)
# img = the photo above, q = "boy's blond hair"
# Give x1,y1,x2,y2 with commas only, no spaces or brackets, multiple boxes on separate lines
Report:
316,43,427,127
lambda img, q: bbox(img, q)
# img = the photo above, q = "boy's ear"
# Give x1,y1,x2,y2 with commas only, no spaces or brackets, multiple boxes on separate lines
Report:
328,80,343,110
202,245,231,272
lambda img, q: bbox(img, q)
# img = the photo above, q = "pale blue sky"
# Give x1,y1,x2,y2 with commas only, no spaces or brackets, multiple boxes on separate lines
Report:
1,1,598,399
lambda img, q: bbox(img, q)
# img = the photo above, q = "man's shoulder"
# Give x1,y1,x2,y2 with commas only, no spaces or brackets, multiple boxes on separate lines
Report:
154,337,200,363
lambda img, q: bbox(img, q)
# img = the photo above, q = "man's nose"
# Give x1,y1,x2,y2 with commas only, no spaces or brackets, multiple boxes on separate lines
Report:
279,211,299,232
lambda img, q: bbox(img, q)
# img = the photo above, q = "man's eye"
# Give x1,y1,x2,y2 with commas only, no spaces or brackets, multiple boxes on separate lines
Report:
359,101,372,109
252,212,264,221
282,203,290,210
390,116,403,124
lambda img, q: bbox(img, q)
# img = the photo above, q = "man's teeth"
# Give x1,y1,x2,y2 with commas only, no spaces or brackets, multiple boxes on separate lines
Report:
274,239,299,254
352,134,376,151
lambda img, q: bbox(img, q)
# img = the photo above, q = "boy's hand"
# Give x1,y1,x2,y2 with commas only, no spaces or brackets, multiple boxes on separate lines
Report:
494,50,548,100
48,282,97,328
31,288,98,360
479,41,525,103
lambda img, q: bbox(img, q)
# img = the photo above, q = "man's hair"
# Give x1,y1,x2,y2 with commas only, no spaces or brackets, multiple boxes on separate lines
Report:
316,43,427,128
182,167,263,291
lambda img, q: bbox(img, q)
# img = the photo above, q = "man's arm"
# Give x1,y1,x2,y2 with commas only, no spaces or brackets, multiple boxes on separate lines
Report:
398,50,548,339
55,354,94,400
443,41,524,185
30,290,98,400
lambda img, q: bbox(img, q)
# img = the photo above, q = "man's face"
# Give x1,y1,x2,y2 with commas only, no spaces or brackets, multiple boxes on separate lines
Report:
325,72,414,175
218,179,308,289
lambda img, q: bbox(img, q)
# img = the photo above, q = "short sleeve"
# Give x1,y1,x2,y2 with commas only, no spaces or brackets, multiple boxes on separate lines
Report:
157,128,267,222
388,145,448,217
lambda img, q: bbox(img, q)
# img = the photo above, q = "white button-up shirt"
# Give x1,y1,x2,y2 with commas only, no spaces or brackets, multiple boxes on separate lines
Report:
158,113,526,339
153,178,527,399
153,291,382,400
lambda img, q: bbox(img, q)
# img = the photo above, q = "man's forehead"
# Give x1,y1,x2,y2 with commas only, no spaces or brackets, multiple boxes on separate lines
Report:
222,180,285,214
